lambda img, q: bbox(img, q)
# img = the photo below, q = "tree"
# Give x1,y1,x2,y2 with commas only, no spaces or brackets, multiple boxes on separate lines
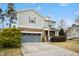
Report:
74,16,79,25
0,8,5,29
6,3,16,28
58,19,65,29
59,28,65,36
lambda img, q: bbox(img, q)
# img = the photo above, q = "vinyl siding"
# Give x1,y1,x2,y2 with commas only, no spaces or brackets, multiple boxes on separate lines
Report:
17,10,44,29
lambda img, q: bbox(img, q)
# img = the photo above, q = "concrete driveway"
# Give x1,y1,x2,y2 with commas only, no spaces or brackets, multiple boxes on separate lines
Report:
21,42,79,56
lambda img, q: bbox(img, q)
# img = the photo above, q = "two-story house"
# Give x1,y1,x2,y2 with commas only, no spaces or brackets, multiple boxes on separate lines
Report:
66,24,79,39
17,9,59,42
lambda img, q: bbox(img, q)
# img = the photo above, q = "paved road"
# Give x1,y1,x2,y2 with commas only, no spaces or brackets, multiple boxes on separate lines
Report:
21,42,79,56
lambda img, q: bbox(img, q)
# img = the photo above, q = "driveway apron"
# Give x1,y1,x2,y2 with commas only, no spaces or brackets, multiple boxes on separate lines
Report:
21,42,79,56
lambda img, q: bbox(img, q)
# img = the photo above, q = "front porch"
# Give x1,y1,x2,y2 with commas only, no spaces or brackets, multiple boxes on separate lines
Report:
43,30,56,42
42,28,59,42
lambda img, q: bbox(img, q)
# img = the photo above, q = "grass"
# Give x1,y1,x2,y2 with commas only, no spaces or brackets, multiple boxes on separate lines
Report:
51,39,79,53
0,48,22,56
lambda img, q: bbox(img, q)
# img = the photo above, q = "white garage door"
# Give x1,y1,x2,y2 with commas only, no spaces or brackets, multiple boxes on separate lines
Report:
22,33,41,42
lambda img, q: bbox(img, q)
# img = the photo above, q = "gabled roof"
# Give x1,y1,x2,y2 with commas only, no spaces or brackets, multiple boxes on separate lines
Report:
44,19,56,23
44,16,56,23
16,9,44,18
72,24,79,27
66,24,79,33
16,9,56,23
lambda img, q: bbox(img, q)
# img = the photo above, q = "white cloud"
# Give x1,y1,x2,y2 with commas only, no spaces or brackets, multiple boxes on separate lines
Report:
74,10,79,15
47,14,54,19
65,19,74,27
36,6,42,10
59,3,69,6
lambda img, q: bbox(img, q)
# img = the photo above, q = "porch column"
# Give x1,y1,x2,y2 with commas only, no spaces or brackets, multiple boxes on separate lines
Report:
45,31,47,42
42,28,46,42
43,30,47,42
48,30,50,42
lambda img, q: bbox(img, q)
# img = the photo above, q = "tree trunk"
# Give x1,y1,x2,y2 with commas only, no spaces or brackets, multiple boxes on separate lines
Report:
2,17,4,29
10,19,11,28
2,20,4,29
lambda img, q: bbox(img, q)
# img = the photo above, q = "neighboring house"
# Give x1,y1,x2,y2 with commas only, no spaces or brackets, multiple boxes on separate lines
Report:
66,24,79,39
17,9,59,42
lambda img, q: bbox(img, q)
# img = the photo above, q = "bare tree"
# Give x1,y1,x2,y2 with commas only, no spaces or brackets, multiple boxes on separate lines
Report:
74,16,79,25
58,19,66,29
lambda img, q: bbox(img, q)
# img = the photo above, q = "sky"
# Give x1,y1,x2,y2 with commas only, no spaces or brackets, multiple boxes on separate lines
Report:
0,3,79,28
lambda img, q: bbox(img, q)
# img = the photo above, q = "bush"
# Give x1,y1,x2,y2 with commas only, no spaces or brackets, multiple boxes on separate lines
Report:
0,33,4,47
0,28,21,48
50,36,66,42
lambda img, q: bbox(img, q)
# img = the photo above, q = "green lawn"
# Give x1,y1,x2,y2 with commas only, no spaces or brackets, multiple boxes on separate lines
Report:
51,40,79,53
0,48,22,56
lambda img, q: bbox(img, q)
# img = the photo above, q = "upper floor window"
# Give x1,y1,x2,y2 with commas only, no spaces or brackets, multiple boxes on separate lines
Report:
29,16,36,24
48,22,54,28
49,25,52,27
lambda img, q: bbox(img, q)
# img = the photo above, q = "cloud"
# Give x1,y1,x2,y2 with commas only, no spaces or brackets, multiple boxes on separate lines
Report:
65,19,74,27
74,10,79,15
59,3,69,6
48,14,54,18
36,6,42,10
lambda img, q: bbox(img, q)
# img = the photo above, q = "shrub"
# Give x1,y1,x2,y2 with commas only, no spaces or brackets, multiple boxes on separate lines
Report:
0,33,4,47
50,36,66,42
0,28,21,48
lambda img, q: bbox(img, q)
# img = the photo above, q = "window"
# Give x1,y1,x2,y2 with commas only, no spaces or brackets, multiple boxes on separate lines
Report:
29,16,36,23
49,25,51,27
